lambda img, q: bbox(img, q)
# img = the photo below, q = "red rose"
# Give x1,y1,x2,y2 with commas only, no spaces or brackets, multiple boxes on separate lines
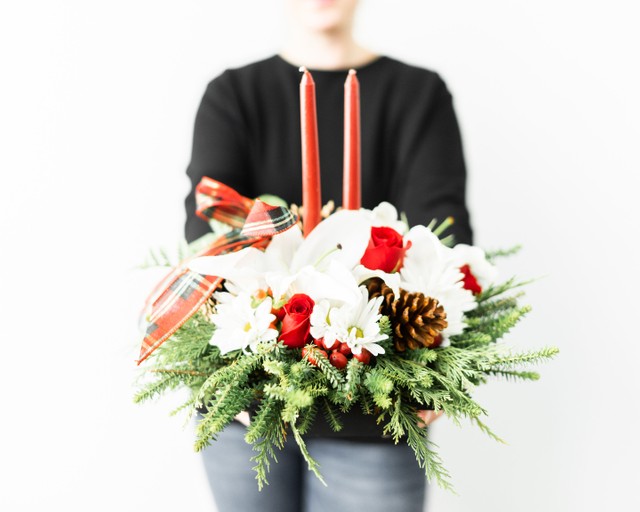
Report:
279,294,315,348
459,264,482,295
360,226,409,273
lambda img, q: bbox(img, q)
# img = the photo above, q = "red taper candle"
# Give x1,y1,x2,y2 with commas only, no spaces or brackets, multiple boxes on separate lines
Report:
299,67,322,236
343,69,361,210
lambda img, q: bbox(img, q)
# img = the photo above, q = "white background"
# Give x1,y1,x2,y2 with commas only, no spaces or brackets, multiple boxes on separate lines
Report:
1,1,639,510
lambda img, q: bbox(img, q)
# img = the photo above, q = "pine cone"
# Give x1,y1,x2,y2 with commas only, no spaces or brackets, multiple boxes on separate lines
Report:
200,295,217,319
365,278,447,351
365,278,396,311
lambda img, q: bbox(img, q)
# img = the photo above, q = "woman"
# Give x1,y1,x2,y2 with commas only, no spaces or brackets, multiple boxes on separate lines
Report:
185,1,470,510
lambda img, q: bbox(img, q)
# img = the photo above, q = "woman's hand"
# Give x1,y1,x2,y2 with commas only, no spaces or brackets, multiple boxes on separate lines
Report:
416,409,444,428
234,411,251,427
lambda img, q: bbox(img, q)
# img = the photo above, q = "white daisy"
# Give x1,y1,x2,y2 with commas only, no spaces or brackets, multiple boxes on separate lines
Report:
208,293,277,354
309,299,342,349
329,287,387,356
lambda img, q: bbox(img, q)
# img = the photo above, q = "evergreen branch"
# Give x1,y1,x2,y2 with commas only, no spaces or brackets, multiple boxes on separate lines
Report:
430,347,481,388
150,368,208,377
487,369,540,381
291,424,326,486
343,358,365,400
485,245,522,263
322,399,344,432
297,402,319,435
466,294,523,318
245,399,285,445
195,385,253,451
403,348,439,364
133,373,186,404
359,394,375,415
364,369,394,409
449,331,493,348
169,393,199,418
383,394,455,492
378,315,393,338
464,305,532,342
406,389,452,410
489,346,559,369
249,403,287,492
477,277,534,303
473,416,507,444
195,351,263,406
309,347,345,390
423,369,487,418
375,356,434,389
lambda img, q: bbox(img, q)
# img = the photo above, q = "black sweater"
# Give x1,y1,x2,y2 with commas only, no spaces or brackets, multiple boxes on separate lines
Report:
185,55,472,439
185,55,472,246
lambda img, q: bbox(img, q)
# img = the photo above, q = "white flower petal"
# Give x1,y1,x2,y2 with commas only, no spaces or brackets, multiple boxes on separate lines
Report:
452,244,498,288
370,202,408,234
291,210,372,272
353,264,401,298
264,225,304,271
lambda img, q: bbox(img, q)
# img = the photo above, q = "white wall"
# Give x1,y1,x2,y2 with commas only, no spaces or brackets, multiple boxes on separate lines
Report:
1,1,638,510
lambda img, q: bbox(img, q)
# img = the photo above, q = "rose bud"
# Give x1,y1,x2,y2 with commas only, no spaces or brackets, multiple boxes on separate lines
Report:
459,264,482,295
360,226,410,273
278,294,315,348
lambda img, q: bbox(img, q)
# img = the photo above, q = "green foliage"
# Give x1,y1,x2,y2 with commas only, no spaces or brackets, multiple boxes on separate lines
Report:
134,258,558,493
485,245,522,263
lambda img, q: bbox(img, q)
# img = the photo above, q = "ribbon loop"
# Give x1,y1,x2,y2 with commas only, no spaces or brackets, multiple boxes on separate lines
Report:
241,199,297,238
196,177,255,228
137,179,295,364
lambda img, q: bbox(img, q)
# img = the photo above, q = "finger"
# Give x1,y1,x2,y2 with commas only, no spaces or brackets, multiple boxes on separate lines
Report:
416,409,444,427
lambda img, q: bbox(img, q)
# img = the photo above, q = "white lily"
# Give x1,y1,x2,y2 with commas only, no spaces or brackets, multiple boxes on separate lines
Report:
290,209,372,272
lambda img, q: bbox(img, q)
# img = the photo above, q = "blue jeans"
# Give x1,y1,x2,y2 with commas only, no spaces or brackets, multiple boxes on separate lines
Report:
199,421,427,512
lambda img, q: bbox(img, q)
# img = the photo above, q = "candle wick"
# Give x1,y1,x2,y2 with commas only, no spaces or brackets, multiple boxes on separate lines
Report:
299,66,307,73
348,69,357,76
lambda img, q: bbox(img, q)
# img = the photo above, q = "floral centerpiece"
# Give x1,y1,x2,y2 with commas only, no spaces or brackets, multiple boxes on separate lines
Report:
134,69,558,490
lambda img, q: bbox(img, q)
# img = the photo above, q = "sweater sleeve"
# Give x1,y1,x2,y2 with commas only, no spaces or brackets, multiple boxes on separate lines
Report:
391,76,473,245
184,71,252,243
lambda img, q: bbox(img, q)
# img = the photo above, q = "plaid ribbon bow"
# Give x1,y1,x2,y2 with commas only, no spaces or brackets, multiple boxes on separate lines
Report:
136,178,297,364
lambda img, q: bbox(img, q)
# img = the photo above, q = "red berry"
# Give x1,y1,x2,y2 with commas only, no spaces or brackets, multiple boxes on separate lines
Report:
302,347,327,366
338,342,351,356
431,334,443,348
329,351,348,369
353,349,371,365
